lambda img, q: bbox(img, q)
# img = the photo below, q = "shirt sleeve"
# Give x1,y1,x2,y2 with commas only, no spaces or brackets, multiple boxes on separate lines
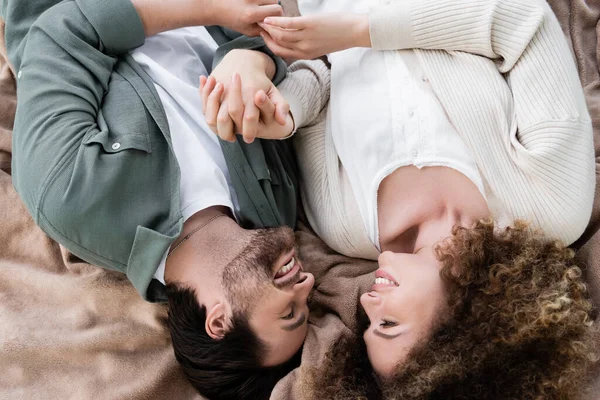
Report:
5,0,145,218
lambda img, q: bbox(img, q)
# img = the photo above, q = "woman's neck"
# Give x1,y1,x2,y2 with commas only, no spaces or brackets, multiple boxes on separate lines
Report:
377,166,490,253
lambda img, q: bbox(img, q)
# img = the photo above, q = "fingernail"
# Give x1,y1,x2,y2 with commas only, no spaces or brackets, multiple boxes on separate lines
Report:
259,92,266,103
215,82,222,90
232,73,237,83
264,18,272,24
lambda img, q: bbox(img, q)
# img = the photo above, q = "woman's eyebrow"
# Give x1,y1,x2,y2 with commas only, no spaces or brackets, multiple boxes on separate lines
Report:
282,313,306,332
373,329,402,339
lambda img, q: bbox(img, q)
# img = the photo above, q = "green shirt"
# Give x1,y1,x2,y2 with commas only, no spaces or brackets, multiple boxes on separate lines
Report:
1,0,298,301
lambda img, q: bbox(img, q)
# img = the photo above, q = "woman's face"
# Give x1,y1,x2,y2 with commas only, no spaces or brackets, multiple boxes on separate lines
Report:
360,248,448,378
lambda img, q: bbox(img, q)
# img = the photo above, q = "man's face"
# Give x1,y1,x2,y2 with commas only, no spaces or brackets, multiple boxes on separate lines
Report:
222,226,315,367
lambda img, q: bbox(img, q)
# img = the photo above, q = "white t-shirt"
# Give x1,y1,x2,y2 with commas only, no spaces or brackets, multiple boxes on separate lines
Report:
299,0,486,249
131,27,239,283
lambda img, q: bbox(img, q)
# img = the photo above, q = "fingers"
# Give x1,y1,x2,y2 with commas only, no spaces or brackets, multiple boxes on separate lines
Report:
228,73,244,128
260,31,298,59
217,101,236,142
263,16,307,30
205,81,224,130
242,102,260,143
266,87,290,126
259,22,301,44
200,75,217,114
253,4,284,23
255,90,275,125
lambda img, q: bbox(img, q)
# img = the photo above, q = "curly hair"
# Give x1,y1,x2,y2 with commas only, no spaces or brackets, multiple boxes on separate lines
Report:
305,220,600,400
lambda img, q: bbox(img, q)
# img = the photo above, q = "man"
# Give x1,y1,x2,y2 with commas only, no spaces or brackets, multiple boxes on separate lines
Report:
1,0,316,398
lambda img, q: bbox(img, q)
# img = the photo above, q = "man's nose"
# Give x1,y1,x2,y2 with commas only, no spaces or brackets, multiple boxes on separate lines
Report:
295,272,315,293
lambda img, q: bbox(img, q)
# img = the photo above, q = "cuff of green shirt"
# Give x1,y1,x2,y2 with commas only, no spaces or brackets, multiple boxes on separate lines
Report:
76,0,146,55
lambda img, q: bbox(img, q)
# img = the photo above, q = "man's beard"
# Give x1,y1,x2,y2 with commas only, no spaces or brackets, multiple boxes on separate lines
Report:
221,226,296,313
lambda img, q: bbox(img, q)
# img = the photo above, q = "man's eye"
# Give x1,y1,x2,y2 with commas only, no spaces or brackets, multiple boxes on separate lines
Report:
282,310,294,320
380,320,397,327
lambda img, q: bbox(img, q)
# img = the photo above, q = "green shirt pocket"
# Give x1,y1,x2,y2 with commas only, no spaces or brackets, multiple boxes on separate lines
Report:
83,77,151,154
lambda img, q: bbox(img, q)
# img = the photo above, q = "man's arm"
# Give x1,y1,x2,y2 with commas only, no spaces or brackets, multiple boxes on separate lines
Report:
2,0,284,217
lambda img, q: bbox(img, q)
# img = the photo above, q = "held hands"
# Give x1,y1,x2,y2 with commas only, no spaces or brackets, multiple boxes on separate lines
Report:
258,13,371,59
200,50,294,143
132,0,284,37
212,0,284,36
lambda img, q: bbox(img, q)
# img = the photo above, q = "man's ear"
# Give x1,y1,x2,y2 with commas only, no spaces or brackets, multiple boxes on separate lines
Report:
205,303,228,340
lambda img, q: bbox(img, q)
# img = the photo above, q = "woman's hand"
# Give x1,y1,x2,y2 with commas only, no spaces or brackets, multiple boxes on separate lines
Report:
258,13,371,59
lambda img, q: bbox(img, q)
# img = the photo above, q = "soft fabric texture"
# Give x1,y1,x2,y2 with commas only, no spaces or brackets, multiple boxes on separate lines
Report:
0,0,599,399
288,0,594,261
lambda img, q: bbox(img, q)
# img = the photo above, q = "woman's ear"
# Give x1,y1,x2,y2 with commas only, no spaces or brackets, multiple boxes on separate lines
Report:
205,303,228,340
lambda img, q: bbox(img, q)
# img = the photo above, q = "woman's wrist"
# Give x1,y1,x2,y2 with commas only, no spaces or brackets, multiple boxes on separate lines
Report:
352,14,372,48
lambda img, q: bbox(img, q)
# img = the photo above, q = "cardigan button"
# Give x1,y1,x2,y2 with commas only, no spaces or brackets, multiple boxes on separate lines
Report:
112,142,121,150
17,70,22,79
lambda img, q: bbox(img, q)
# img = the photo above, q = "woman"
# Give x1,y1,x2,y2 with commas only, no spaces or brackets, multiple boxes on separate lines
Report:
203,0,600,397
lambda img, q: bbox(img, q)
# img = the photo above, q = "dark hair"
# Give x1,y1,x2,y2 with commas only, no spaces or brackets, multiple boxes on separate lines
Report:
305,220,600,400
166,284,301,400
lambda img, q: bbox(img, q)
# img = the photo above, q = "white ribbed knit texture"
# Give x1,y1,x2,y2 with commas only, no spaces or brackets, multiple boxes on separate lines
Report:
282,0,595,252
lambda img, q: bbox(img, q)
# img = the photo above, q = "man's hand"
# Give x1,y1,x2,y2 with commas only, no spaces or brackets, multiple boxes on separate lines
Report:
202,73,294,143
132,0,284,37
258,13,371,59
209,0,284,36
201,49,291,143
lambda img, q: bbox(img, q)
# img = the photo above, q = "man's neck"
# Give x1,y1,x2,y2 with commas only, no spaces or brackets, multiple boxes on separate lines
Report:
175,206,233,247
163,206,250,286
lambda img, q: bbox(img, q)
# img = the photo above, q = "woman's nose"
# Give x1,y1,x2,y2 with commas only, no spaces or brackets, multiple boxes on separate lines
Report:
378,251,396,267
360,291,382,308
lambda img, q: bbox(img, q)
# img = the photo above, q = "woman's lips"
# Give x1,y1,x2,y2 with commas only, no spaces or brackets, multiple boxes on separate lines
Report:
371,268,399,291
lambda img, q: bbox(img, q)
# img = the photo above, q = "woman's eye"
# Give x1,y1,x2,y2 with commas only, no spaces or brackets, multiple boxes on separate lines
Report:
380,320,397,327
283,310,294,320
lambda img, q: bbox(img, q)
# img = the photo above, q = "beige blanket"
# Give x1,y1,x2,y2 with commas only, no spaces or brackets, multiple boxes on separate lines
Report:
0,0,599,398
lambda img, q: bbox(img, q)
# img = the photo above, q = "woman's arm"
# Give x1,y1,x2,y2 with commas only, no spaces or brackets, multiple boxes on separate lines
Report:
278,59,331,132
262,0,594,244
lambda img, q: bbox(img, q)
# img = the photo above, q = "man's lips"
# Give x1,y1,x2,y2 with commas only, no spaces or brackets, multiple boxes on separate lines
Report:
273,249,296,276
274,259,302,288
273,249,304,287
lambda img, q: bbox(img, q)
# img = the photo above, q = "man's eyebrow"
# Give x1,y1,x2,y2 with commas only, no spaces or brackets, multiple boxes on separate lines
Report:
373,329,402,339
282,313,306,332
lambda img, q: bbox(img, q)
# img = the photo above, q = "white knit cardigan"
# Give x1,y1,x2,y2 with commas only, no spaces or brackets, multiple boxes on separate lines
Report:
279,0,595,258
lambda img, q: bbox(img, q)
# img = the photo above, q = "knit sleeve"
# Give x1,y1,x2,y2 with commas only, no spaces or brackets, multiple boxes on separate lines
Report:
277,58,331,134
369,0,595,244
